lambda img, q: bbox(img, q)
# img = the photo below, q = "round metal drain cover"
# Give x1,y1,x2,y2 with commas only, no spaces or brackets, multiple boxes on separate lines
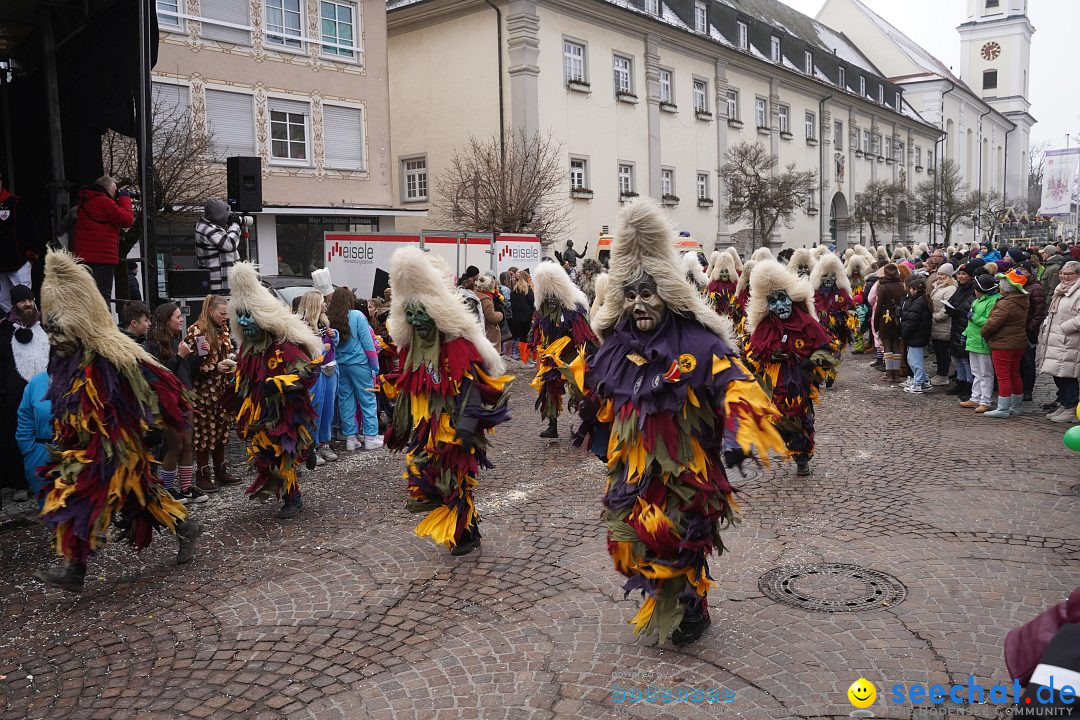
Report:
730,463,761,482
758,563,906,613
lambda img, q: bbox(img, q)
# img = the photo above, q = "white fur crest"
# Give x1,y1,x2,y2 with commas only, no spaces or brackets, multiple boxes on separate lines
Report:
751,246,774,262
683,251,708,288
590,272,609,319
746,259,817,333
811,245,831,260
787,248,816,276
228,262,323,358
735,259,757,296
810,253,852,294
705,251,722,278
845,254,872,279
532,260,589,312
709,251,739,282
724,246,744,272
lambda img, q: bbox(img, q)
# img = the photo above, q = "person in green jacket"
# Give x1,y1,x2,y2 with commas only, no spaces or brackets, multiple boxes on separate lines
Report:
960,273,1000,413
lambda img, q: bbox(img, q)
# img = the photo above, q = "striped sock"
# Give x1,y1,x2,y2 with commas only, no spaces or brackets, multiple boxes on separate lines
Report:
160,468,178,492
179,465,194,492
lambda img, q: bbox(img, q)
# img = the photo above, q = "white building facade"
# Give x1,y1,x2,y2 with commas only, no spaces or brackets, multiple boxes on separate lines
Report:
387,0,944,254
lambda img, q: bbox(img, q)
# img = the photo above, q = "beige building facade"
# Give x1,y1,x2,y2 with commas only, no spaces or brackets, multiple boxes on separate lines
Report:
152,0,423,281
387,0,944,255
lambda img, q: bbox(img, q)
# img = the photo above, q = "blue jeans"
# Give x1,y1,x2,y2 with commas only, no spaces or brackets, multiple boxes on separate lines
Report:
310,370,338,444
953,356,973,382
906,345,927,386
337,361,377,438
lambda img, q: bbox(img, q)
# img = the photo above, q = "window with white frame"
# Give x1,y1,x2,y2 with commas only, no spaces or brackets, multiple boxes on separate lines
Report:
778,104,789,133
403,157,427,201
659,69,673,103
726,88,738,120
661,168,674,196
771,36,781,63
613,55,633,95
915,146,922,166
692,79,707,112
268,98,310,162
883,136,892,159
694,1,707,33
871,133,880,156
266,0,303,49
697,172,709,200
321,1,358,59
805,111,815,139
877,84,884,104
618,163,634,195
737,21,748,50
807,190,816,210
896,141,904,164
838,66,845,89
927,149,934,168
564,40,586,84
862,129,870,152
859,76,866,97
157,0,182,28
834,120,843,149
570,157,588,190
804,50,813,75
755,97,767,128
323,104,364,170
645,0,659,15
205,88,256,158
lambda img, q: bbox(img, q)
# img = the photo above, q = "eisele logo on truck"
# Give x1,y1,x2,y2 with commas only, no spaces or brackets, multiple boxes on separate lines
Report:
497,245,541,262
327,241,375,264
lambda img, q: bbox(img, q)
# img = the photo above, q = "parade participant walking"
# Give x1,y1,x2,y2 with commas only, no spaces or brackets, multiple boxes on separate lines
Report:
33,250,201,593
569,199,784,645
810,253,856,386
228,263,321,519
961,274,1001,413
1037,260,1080,422
327,287,380,451
787,248,815,278
683,252,709,294
184,295,237,494
707,251,739,318
296,291,339,465
743,260,834,477
529,261,598,439
381,247,512,556
732,258,757,339
846,254,872,354
981,269,1030,418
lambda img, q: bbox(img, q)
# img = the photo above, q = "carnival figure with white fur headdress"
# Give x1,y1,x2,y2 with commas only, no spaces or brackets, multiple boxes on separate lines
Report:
743,260,835,477
382,247,512,556
707,250,739,318
810,254,858,386
33,250,201,593
565,199,785,646
530,260,598,439
229,262,322,519
845,253,874,354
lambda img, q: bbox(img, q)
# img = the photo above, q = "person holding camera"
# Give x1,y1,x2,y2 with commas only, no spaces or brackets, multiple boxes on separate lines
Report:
195,199,242,293
72,175,135,301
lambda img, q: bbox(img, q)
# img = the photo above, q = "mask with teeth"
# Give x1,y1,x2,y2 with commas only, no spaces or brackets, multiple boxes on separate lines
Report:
623,274,667,332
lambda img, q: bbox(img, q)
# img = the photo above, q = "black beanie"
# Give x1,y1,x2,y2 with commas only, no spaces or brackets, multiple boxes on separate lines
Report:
974,274,998,293
9,285,34,305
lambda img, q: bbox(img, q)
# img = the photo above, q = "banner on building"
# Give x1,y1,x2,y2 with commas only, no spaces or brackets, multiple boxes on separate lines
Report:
1039,148,1080,216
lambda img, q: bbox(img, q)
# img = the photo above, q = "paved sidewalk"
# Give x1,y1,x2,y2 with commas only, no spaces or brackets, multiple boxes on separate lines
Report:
1,356,1078,719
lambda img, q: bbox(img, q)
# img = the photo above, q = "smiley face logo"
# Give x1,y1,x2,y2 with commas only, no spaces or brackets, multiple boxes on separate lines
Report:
847,678,876,709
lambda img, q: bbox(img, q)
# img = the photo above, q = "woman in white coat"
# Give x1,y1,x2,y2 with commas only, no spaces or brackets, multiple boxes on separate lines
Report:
1036,260,1080,422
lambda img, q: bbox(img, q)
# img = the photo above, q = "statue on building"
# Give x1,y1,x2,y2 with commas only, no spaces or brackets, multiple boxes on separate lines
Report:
556,239,588,268
835,154,845,185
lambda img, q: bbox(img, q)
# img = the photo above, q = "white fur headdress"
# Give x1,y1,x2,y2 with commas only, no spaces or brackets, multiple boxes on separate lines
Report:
875,246,889,262
845,254,872,280
916,242,929,255
590,272,609,320
532,260,589,312
746,259,817,333
387,247,504,375
592,199,734,345
709,250,739,283
228,262,322,358
724,246,744,272
891,245,910,260
787,248,816,276
842,248,855,262
810,253,852,294
751,246,774,262
41,249,156,371
853,245,875,260
735,258,756,297
682,251,708,288
811,245,831,260
705,250,722,278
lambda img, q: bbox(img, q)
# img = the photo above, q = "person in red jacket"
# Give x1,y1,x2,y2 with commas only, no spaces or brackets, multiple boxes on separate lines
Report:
72,175,134,301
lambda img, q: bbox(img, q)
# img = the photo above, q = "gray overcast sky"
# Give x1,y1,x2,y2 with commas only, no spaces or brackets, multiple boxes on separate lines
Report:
780,0,1079,152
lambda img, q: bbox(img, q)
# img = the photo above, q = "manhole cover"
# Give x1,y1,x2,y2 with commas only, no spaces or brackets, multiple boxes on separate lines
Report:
758,563,906,613
730,463,762,482
1072,484,1080,497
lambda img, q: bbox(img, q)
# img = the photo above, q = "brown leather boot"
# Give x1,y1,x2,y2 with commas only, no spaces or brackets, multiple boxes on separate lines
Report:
214,464,241,486
195,466,219,494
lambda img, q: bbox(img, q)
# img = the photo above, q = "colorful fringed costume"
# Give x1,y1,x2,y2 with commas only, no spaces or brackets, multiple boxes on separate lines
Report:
573,199,785,645
228,262,322,517
846,254,872,353
530,261,598,437
34,250,201,592
382,247,512,555
810,253,858,384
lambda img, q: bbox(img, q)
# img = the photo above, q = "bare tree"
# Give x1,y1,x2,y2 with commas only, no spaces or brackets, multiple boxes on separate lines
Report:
971,191,1017,243
850,179,907,245
1026,141,1048,214
719,141,817,249
910,159,976,246
433,129,571,246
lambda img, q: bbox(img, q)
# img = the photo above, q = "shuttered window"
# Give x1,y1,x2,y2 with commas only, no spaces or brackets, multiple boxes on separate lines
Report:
152,82,190,117
323,104,364,170
205,89,255,158
200,0,251,45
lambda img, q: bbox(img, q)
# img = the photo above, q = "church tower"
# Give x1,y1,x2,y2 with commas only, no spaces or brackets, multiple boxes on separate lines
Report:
957,0,1035,201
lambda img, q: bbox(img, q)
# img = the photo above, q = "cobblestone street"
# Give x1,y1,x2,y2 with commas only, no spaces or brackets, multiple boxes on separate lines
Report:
1,356,1078,720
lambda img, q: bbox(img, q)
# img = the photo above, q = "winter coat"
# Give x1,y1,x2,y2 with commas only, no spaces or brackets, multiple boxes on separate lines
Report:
930,278,956,341
1024,279,1047,344
1036,280,1080,378
510,288,534,324
946,281,976,357
15,371,51,507
144,335,200,389
335,309,378,371
981,292,1030,351
479,291,504,346
194,217,241,293
899,293,932,348
1042,254,1069,296
872,277,905,341
963,293,1000,355
72,185,134,265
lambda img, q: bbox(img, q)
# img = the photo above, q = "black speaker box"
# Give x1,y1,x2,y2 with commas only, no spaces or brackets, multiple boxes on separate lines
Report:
169,269,211,298
227,156,263,212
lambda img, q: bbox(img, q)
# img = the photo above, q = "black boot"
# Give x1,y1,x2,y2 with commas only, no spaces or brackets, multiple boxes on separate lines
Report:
276,493,303,519
946,380,963,395
539,419,558,439
306,448,318,470
451,523,482,556
671,607,711,646
33,560,87,593
958,380,972,401
795,455,812,476
176,519,203,565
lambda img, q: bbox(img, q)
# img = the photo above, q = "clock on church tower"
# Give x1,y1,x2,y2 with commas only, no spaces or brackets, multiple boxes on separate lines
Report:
980,41,1001,60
